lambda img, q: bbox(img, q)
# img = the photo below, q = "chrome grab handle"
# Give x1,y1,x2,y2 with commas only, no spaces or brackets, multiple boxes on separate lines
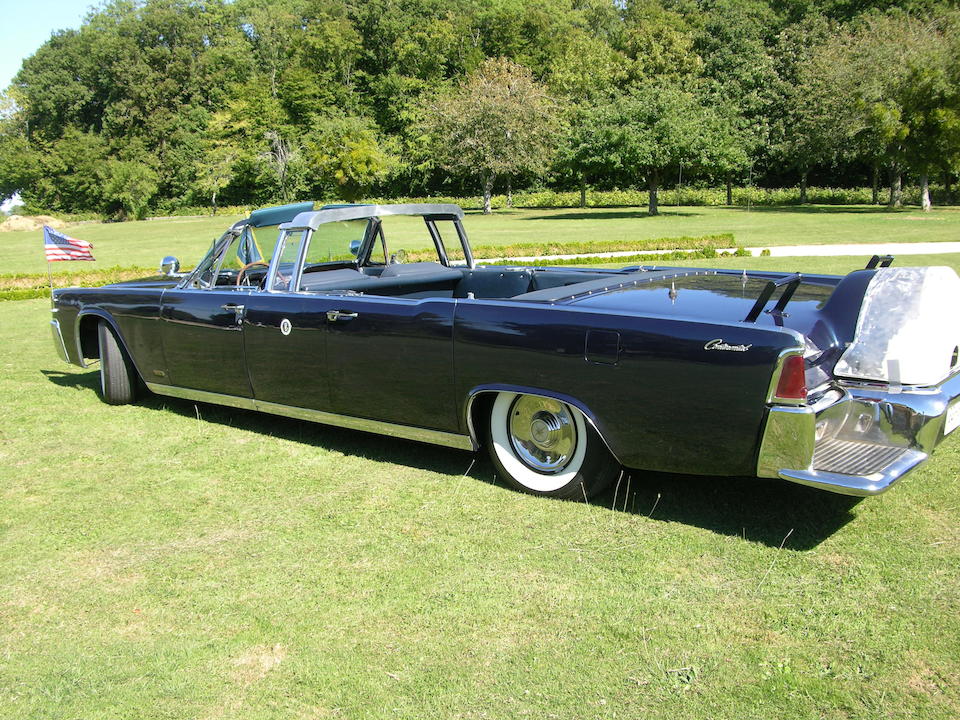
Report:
326,310,359,322
221,303,245,324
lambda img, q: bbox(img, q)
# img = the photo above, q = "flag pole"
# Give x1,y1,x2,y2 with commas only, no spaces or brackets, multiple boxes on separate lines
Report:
43,226,56,306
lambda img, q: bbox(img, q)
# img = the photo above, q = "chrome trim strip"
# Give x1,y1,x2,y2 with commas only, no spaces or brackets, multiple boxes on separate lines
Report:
778,449,927,497
147,382,257,411
254,400,474,450
145,382,474,451
281,203,464,232
50,319,69,362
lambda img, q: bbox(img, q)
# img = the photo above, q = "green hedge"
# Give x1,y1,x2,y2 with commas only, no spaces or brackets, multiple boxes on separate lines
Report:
438,233,735,262
367,185,954,210
0,266,156,302
496,246,751,267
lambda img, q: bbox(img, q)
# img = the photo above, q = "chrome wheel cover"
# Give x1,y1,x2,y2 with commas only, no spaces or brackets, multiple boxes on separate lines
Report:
508,395,578,473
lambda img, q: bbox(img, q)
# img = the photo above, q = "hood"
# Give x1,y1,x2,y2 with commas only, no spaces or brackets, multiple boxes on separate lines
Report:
105,276,182,289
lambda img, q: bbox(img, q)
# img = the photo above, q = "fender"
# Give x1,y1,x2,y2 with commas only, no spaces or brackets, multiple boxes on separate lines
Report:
464,383,623,464
73,309,145,380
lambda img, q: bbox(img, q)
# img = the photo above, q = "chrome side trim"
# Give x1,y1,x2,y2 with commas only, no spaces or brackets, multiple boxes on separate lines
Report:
778,449,927,497
145,382,474,451
50,319,69,362
147,382,256,411
465,387,621,463
756,405,816,478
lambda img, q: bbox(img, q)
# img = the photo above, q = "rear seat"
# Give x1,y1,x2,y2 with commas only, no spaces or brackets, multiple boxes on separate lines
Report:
299,268,378,292
300,262,462,295
454,269,532,298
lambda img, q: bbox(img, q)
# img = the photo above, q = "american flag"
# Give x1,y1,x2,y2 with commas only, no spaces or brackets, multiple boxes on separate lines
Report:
43,225,95,262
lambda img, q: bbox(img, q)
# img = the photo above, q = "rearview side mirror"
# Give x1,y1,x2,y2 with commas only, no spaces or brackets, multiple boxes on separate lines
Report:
349,240,361,257
160,256,181,277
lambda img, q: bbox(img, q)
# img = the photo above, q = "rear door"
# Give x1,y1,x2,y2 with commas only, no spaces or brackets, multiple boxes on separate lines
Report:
323,295,458,432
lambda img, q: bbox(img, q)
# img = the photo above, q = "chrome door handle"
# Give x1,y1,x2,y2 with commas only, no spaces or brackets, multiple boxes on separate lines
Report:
326,310,359,322
221,303,245,323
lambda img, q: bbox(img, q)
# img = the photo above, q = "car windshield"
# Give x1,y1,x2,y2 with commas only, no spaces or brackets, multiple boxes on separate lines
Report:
187,225,274,289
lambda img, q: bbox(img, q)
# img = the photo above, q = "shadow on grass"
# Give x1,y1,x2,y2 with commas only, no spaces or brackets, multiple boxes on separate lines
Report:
725,204,911,215
519,210,702,221
591,470,861,551
44,368,859,550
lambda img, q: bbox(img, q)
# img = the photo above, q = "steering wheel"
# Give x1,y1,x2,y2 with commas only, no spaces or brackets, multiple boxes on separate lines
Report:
236,260,269,286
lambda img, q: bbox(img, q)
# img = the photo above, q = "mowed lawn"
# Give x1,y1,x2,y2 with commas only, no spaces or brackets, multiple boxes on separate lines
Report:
3,204,960,276
2,253,960,717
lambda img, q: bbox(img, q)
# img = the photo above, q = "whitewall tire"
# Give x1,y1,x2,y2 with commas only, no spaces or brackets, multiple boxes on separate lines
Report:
486,392,619,500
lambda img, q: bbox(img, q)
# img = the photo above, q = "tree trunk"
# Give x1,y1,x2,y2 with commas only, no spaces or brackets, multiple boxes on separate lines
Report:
725,174,732,206
872,164,879,205
888,166,902,208
211,190,218,216
648,170,659,216
506,177,512,208
921,172,931,212
799,169,808,204
944,171,952,204
579,176,586,209
482,173,494,215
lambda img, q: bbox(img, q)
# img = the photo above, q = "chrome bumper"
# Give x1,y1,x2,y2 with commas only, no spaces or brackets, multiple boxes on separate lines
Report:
50,318,69,362
757,371,960,496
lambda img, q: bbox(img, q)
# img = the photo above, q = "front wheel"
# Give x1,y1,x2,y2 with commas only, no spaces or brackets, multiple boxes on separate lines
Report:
485,392,619,500
97,321,137,405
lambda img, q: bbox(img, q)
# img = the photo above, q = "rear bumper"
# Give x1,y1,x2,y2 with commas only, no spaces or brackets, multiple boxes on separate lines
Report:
757,371,960,496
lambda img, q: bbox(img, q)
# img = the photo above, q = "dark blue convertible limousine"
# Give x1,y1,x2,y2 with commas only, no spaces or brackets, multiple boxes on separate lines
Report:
50,203,960,499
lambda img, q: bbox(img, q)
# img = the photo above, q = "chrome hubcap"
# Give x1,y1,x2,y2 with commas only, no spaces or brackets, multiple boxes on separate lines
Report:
508,396,578,473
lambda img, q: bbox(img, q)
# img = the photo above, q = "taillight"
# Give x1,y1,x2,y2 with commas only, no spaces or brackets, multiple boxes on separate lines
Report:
774,354,807,401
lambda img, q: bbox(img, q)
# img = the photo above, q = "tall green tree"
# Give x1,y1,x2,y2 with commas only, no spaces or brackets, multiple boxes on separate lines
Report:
419,57,561,213
577,83,744,215
305,114,399,201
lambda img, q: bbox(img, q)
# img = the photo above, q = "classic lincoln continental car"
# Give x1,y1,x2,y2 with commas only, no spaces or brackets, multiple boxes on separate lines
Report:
50,202,960,499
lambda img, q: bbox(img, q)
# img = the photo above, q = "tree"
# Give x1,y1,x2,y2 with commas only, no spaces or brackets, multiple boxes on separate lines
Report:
577,83,743,215
305,115,399,202
100,160,159,219
799,12,960,209
259,131,306,203
419,57,560,213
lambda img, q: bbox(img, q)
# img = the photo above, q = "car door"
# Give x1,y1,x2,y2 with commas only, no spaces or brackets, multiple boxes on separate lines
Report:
321,294,458,432
159,287,253,396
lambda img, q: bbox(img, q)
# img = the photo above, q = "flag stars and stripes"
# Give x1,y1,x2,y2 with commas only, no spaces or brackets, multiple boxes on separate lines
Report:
43,225,95,262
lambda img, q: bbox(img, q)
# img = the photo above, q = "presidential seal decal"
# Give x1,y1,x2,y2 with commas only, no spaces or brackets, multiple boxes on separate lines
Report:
280,318,292,336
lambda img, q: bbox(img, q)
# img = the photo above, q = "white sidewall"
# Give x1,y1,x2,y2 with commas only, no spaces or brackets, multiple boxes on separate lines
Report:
490,392,588,493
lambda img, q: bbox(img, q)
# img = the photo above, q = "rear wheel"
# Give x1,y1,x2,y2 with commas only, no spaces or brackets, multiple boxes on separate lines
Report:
485,392,619,500
98,321,137,405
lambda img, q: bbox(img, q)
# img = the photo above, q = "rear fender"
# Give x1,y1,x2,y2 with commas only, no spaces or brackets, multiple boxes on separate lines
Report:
465,383,622,463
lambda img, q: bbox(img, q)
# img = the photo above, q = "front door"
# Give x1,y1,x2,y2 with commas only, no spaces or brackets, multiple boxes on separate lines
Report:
159,287,253,396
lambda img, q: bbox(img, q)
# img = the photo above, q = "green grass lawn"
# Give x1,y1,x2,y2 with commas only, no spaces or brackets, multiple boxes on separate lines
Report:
2,258,959,717
4,204,960,276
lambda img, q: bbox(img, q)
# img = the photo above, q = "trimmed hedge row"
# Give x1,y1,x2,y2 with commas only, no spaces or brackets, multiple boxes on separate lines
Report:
497,246,751,267
410,233,736,262
0,266,155,302
367,185,954,210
